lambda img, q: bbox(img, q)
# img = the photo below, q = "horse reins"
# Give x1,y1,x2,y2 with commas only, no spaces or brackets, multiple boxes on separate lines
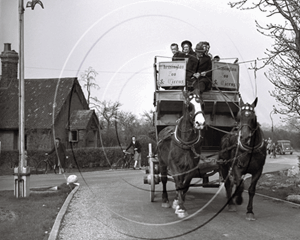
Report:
237,120,264,152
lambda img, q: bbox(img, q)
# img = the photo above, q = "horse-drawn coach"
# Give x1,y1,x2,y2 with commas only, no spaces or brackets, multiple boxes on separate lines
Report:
143,54,267,220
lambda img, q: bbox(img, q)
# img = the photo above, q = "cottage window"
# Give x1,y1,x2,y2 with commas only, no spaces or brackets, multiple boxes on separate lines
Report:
69,130,78,142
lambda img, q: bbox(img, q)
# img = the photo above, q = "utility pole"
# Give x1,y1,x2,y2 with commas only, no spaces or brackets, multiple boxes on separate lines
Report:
269,106,276,142
14,0,44,198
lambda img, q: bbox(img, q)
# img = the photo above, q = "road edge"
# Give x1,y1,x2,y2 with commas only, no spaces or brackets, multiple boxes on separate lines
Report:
244,172,300,206
48,183,80,240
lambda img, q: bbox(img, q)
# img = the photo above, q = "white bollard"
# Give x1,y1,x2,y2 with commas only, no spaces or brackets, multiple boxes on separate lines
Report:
148,143,152,156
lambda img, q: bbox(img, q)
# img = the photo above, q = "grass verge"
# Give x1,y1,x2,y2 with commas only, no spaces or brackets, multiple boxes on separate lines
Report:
0,183,76,240
244,170,300,203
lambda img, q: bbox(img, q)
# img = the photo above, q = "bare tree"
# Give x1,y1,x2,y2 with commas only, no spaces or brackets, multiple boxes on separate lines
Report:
90,97,121,130
141,109,154,125
117,111,139,135
80,67,99,106
140,110,156,140
283,115,300,132
229,0,300,121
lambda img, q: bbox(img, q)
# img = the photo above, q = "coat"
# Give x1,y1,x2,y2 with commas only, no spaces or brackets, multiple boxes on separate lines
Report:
197,54,212,79
192,54,213,92
172,51,185,61
126,140,142,153
184,50,198,86
48,142,67,168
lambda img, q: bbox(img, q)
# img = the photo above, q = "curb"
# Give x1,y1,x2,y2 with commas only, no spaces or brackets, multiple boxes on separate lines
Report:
48,183,80,240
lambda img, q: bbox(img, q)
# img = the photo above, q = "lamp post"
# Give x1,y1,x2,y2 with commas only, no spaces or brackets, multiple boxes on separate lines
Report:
269,106,276,143
14,0,44,198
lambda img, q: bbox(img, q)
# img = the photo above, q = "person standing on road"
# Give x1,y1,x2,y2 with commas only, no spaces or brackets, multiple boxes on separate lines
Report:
124,136,142,170
267,137,272,154
270,142,276,158
46,137,67,174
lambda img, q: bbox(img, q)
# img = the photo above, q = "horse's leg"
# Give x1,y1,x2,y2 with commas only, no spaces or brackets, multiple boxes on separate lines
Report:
174,179,188,218
174,175,194,218
160,164,170,208
182,175,193,200
221,165,236,211
233,167,244,206
172,192,179,209
246,171,262,221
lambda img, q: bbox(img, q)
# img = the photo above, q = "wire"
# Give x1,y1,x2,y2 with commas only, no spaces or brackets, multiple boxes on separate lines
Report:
25,66,153,74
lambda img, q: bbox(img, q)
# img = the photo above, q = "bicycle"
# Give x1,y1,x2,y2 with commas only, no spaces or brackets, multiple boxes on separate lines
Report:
35,156,57,174
111,151,134,170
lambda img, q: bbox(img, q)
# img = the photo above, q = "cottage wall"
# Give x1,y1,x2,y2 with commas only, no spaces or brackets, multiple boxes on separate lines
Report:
52,84,88,149
87,116,100,147
26,129,52,150
0,43,97,152
0,130,18,150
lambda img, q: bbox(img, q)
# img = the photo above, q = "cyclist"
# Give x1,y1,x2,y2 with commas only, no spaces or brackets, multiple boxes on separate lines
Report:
124,136,142,170
45,137,67,174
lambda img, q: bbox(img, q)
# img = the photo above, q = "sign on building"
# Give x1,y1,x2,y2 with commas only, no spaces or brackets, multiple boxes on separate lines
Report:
158,61,186,87
212,62,239,90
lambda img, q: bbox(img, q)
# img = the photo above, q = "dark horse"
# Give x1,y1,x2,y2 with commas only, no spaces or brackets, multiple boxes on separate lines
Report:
157,90,205,218
219,97,267,220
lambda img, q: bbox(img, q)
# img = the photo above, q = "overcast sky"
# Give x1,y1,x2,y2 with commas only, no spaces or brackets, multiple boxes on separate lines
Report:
0,0,283,125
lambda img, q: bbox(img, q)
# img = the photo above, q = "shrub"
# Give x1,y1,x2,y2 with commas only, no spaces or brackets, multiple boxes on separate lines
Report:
0,136,157,175
137,135,157,166
0,148,124,174
0,150,19,170
66,147,124,168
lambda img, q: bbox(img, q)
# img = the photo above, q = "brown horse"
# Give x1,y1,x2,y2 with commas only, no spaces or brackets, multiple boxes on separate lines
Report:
219,97,267,220
157,90,205,218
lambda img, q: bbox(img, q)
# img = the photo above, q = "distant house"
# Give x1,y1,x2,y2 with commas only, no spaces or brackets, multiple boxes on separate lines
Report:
0,43,101,151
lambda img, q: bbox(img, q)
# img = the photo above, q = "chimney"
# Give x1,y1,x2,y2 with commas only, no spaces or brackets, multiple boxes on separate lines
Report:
0,43,19,88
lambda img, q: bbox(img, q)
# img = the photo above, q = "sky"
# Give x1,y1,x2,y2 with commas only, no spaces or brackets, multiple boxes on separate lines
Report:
0,0,283,126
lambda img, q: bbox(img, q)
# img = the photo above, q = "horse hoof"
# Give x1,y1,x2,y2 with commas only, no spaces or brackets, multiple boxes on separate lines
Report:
176,209,188,218
228,205,237,212
246,213,256,221
172,200,179,210
162,202,171,208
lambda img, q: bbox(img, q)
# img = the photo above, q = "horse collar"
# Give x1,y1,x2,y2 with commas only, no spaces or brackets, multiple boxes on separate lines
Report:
237,130,264,152
173,125,201,149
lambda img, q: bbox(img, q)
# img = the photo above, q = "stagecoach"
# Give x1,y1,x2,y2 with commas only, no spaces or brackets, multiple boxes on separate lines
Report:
144,56,241,202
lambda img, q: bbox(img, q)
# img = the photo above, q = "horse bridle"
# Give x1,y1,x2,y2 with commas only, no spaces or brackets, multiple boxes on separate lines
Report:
187,92,205,124
237,113,263,151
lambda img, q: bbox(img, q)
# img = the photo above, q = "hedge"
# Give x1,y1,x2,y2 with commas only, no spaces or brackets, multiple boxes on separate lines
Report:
0,136,157,174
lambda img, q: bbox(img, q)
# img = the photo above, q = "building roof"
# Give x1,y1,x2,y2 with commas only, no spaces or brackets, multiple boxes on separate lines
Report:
69,110,96,130
0,77,87,129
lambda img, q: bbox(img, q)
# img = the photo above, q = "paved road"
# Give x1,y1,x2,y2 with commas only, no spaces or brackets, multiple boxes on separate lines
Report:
0,152,298,191
1,153,299,240
56,153,300,240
